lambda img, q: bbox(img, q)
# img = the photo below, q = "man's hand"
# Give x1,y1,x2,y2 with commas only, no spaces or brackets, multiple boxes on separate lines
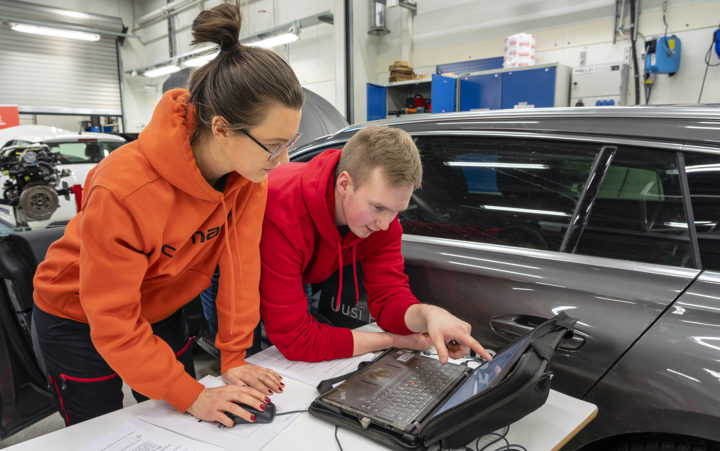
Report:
186,384,273,427
405,304,493,364
222,363,284,395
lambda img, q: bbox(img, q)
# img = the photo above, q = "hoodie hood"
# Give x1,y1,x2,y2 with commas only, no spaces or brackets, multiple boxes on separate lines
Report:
137,88,232,202
301,148,346,244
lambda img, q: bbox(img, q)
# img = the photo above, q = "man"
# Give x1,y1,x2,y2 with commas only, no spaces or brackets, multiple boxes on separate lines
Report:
260,126,492,363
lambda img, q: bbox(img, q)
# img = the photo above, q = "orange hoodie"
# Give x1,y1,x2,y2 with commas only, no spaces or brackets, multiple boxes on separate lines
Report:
33,89,266,412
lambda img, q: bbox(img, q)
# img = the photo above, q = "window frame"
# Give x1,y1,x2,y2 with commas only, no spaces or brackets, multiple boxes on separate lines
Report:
290,128,719,270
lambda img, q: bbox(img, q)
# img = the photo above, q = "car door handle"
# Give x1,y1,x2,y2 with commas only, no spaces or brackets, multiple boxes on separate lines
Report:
490,314,586,350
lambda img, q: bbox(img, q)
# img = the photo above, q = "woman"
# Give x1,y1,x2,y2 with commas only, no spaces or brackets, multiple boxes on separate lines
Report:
31,3,303,427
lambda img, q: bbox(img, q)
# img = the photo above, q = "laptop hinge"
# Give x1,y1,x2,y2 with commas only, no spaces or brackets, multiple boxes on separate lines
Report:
359,417,371,429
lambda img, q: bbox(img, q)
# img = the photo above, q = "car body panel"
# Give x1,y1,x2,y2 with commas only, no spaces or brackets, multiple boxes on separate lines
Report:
569,271,720,446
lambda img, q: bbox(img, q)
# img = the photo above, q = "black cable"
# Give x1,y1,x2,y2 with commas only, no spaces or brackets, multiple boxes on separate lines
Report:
629,0,641,105
477,431,508,450
276,409,309,416
466,425,528,451
698,23,720,103
334,425,344,451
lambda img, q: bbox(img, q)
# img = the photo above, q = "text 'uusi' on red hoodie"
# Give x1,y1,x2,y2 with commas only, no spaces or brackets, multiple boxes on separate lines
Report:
34,89,266,412
260,148,420,362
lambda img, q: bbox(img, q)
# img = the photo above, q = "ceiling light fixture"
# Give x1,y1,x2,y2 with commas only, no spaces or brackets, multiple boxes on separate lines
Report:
127,11,332,78
182,51,220,67
10,22,101,41
143,64,181,78
247,31,300,49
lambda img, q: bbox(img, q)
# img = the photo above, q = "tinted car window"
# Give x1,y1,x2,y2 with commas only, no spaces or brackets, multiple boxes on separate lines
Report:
576,147,692,267
49,141,123,164
684,152,720,271
401,137,599,251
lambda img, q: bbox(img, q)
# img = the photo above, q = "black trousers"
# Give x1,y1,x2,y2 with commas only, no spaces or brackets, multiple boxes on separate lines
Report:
31,305,195,426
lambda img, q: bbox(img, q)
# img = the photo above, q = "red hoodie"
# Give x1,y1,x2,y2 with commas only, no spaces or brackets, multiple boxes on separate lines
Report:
260,148,419,362
33,89,266,412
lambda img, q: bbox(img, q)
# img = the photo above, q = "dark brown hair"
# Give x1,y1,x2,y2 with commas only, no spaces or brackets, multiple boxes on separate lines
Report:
189,3,304,136
336,126,422,190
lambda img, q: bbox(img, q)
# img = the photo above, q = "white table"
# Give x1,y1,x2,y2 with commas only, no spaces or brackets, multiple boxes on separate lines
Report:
265,389,596,451
7,346,597,451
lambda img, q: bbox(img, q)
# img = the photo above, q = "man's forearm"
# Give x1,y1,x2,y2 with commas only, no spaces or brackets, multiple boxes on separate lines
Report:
350,330,395,356
350,329,433,356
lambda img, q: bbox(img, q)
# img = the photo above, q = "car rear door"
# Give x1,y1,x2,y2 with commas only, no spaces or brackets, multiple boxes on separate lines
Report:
400,134,699,398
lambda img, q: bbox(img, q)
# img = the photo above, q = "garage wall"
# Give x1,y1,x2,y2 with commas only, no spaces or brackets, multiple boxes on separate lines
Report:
360,0,720,120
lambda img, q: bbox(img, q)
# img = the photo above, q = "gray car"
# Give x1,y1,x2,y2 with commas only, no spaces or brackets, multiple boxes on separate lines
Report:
290,107,720,450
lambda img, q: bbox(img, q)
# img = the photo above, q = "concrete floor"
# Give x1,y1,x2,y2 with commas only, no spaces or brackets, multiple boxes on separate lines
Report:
0,349,220,449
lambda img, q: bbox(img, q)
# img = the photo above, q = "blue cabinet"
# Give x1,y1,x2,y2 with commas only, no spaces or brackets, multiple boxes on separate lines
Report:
458,73,502,111
501,66,558,109
366,83,387,121
365,74,456,121
367,64,569,119
430,74,456,113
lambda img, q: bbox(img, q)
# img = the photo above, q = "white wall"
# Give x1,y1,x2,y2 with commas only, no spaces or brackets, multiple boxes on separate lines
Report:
363,0,720,118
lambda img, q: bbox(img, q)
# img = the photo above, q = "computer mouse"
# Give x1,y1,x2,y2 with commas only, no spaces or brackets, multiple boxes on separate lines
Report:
226,401,276,424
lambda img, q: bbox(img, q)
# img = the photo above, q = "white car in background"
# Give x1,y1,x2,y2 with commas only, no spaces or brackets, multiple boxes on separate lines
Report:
0,125,126,228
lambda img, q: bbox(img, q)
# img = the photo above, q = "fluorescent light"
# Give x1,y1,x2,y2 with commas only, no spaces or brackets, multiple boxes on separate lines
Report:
247,32,299,49
10,22,100,41
182,51,220,67
444,162,549,169
143,64,181,78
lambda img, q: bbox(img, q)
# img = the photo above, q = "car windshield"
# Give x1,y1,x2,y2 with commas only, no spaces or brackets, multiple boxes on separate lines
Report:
47,141,124,164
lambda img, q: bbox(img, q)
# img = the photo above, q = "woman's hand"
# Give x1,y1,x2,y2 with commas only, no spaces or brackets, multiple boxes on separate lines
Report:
222,363,284,396
186,384,272,427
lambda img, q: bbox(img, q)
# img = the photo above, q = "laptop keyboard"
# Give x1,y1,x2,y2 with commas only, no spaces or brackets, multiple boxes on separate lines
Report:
359,355,466,428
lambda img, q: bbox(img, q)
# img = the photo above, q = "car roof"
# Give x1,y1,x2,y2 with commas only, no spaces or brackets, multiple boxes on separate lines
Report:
0,125,125,148
298,106,720,151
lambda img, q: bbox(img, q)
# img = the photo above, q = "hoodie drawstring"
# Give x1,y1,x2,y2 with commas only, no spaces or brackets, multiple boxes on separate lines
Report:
334,242,343,312
352,244,359,306
333,242,360,312
220,198,240,334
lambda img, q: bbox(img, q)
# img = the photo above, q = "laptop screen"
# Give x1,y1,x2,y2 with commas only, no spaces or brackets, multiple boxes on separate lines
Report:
430,335,531,418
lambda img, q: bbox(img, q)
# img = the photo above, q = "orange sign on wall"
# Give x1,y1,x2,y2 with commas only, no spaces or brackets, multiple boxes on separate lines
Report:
0,105,20,129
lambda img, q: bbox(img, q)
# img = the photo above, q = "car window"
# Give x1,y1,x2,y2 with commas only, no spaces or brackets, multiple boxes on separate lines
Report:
684,152,720,271
402,137,599,251
575,147,692,267
48,141,123,164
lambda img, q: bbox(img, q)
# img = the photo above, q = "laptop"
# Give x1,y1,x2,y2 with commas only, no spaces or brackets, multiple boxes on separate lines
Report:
316,332,533,435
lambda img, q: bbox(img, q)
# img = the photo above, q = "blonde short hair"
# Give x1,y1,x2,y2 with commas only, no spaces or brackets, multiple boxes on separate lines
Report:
336,126,422,189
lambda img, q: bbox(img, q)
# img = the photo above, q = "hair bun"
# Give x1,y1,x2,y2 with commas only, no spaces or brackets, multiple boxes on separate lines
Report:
191,3,242,50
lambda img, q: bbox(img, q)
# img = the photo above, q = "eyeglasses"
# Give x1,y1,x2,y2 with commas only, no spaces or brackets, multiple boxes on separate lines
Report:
240,129,302,160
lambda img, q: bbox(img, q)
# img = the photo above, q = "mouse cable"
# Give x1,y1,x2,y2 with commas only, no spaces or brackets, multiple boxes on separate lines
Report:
335,425,344,451
275,409,309,416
